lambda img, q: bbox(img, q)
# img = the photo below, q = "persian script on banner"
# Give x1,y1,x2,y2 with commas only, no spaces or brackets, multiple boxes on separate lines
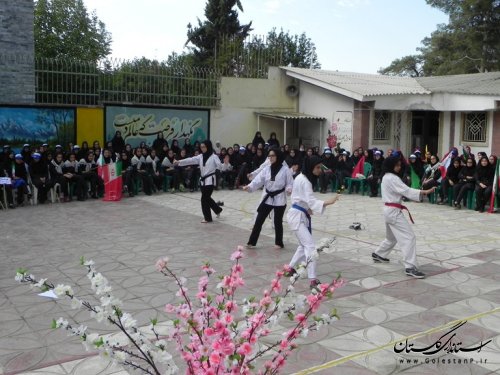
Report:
331,111,353,152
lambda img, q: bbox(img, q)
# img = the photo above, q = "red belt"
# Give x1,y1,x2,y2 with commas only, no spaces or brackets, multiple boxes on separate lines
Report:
385,203,415,224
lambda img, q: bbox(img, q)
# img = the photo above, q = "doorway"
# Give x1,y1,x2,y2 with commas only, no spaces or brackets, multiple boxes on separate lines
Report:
411,111,440,154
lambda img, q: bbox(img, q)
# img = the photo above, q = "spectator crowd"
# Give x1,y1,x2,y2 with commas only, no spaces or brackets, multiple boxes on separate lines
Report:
1,130,498,213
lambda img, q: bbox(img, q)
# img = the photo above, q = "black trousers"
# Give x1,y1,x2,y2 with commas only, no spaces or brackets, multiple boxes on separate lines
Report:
247,203,286,247
200,185,221,222
319,171,335,191
453,181,474,204
367,176,380,196
33,177,53,203
475,185,492,210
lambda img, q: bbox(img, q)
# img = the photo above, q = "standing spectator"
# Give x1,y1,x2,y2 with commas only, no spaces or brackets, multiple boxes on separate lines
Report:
183,138,194,157
368,150,384,197
267,132,280,148
252,131,266,147
21,144,32,163
214,141,222,155
170,139,181,157
152,132,167,155
319,148,336,193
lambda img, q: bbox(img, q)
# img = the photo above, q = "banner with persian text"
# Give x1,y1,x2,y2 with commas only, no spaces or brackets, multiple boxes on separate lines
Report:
105,106,209,147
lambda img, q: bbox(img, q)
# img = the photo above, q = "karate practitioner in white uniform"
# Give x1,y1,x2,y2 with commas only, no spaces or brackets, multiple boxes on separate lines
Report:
372,156,436,278
287,156,339,289
242,149,293,249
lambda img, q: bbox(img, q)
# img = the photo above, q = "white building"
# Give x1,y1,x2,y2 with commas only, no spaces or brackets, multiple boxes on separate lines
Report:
211,67,500,157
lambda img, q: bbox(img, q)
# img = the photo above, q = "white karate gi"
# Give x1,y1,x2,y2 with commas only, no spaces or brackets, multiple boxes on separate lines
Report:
287,173,325,279
374,173,422,269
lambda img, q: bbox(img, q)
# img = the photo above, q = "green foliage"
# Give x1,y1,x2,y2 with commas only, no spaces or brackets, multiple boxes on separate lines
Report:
265,28,320,69
186,0,253,65
34,0,112,61
379,0,500,76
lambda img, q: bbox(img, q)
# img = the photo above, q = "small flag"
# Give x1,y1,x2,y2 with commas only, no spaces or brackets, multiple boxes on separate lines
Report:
410,166,421,189
439,151,453,179
351,156,366,178
488,159,499,213
102,161,123,201
462,146,469,160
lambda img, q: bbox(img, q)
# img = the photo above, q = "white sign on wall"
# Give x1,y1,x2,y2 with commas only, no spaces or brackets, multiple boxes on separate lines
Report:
329,111,353,152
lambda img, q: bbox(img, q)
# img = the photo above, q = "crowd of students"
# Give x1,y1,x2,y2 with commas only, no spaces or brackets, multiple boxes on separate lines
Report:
0,130,498,213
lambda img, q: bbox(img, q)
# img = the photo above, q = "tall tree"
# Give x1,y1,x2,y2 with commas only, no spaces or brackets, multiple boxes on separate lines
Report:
379,0,500,76
186,0,253,65
34,0,112,61
266,28,320,69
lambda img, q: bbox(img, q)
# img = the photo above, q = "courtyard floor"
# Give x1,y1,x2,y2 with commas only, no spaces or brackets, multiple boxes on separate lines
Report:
1,188,500,375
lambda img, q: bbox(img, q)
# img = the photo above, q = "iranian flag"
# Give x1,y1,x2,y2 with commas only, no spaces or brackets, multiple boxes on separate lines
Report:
439,150,453,179
409,165,421,189
351,155,366,178
488,158,500,214
102,161,122,201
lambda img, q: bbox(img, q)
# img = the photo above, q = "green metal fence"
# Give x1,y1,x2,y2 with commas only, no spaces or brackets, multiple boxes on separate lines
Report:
35,57,220,107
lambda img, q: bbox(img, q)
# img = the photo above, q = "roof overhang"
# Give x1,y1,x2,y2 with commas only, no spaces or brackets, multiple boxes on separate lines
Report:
255,111,326,121
284,70,365,101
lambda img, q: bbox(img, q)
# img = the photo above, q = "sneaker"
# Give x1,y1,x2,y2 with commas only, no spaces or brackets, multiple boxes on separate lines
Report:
284,267,297,277
405,268,425,279
372,253,390,263
245,244,255,249
309,279,321,290
179,184,185,192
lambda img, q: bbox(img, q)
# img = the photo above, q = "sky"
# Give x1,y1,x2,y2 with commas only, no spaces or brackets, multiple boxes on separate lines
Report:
82,0,449,74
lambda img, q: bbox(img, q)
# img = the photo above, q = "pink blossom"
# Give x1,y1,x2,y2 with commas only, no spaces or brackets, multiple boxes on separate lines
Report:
201,264,215,274
237,342,252,356
164,304,175,313
259,296,272,307
271,278,281,293
198,276,209,290
232,264,243,273
209,352,221,365
223,314,233,324
307,294,321,312
225,301,237,312
204,327,215,336
196,291,207,299
155,256,169,271
260,328,270,336
215,295,224,304
279,339,288,350
295,313,306,323
230,250,243,261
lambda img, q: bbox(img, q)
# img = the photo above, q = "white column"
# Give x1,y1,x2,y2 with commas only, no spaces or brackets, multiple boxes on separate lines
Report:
284,119,287,145
257,115,260,131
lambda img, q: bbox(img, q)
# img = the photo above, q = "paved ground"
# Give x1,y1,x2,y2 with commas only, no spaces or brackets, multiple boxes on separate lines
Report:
1,188,500,375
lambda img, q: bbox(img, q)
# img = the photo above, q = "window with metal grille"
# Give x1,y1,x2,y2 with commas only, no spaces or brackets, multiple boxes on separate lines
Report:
463,112,487,142
373,111,391,140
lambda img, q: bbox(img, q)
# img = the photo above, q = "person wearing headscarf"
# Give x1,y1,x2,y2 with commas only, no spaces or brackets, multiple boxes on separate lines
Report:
474,156,494,213
368,150,384,197
243,149,293,249
110,131,125,154
29,152,52,203
372,156,436,279
267,132,280,148
453,157,476,209
170,139,181,157
152,132,168,155
252,131,266,147
438,157,461,205
421,155,442,201
286,156,339,289
175,140,222,223
319,148,336,194
11,154,31,205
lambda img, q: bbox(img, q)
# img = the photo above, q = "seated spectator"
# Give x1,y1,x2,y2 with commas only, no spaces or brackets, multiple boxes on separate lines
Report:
11,154,31,206
219,154,234,189
252,148,266,172
29,152,52,204
335,151,353,193
78,151,102,199
161,149,181,192
439,157,461,205
475,156,494,213
178,148,199,192
131,148,153,196
63,153,86,201
120,151,135,197
0,166,14,208
267,132,280,148
422,155,442,201
50,153,67,201
152,132,167,155
146,149,162,192
453,158,476,209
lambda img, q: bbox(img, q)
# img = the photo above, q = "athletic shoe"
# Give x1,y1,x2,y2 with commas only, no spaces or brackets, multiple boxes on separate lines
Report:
405,268,425,279
245,244,255,249
310,279,322,290
284,267,297,277
372,253,390,263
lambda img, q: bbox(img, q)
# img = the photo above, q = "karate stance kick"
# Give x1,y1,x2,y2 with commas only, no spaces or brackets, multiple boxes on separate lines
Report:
372,156,436,278
175,140,222,223
242,149,293,249
287,156,339,289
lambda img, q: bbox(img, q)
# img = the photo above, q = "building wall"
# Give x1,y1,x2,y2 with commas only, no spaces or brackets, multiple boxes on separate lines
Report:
76,108,104,147
298,83,354,151
210,67,295,147
0,0,35,103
